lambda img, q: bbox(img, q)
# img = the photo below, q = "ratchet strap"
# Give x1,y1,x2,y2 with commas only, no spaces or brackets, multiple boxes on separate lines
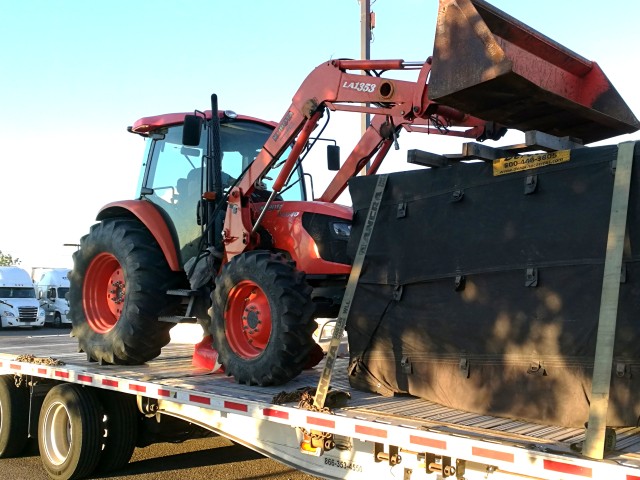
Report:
583,141,636,459
313,174,388,410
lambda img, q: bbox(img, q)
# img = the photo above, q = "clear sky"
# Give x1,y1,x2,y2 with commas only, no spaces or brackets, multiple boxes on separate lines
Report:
2,0,640,276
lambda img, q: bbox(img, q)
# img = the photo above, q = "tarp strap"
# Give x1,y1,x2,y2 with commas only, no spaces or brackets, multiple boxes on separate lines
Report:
313,174,388,410
583,141,636,459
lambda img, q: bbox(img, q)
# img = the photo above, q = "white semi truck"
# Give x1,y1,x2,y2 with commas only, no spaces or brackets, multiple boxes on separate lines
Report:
0,266,45,329
35,268,71,327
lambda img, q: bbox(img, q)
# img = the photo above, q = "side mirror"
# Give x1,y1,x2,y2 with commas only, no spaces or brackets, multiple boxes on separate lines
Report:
327,145,341,171
182,115,203,146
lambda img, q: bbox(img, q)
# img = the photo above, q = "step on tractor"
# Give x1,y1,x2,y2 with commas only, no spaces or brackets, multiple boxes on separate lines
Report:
68,0,638,386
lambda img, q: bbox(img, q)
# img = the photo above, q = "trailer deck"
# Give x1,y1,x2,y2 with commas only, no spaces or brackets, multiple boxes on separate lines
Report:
2,331,640,480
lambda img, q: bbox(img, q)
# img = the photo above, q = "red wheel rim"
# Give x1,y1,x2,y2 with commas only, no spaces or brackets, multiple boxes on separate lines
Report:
83,253,125,333
224,280,272,359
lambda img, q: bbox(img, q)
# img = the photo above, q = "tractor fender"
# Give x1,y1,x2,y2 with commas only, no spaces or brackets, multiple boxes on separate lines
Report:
96,200,181,272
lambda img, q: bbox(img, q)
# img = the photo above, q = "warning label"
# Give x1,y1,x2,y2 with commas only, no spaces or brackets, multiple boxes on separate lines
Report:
493,150,571,176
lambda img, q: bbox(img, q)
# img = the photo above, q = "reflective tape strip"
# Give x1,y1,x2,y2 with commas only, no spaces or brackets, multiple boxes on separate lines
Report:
224,401,247,412
355,424,387,439
410,435,447,451
190,394,211,406
307,416,335,429
544,459,592,477
472,446,514,463
263,408,288,420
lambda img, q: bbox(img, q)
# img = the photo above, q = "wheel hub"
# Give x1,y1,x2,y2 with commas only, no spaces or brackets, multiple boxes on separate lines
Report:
243,305,261,333
109,280,126,305
225,281,272,358
83,252,125,333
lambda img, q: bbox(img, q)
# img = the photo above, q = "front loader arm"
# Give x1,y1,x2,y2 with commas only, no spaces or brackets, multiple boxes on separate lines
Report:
223,59,493,259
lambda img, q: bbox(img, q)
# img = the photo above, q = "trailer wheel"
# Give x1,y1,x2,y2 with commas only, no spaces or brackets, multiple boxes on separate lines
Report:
211,251,317,386
69,218,185,364
0,375,29,458
38,384,103,480
95,390,138,473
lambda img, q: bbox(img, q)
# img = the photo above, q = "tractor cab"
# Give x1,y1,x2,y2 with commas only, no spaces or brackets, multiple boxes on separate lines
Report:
130,111,306,266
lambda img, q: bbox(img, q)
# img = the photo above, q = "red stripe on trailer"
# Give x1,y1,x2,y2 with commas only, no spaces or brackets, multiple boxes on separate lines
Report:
158,389,171,397
129,383,146,393
54,370,69,379
263,408,289,419
224,401,248,412
102,379,119,388
472,446,514,463
190,394,211,406
37,368,47,375
10,363,21,370
627,476,640,480
78,374,92,383
544,459,592,477
410,435,447,450
307,416,335,429
355,424,388,439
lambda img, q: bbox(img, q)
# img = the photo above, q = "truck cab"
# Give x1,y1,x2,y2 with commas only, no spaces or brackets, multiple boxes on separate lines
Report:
36,268,71,327
0,267,45,329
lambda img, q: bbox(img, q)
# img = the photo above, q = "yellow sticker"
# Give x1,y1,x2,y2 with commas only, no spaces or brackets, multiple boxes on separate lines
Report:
493,150,571,176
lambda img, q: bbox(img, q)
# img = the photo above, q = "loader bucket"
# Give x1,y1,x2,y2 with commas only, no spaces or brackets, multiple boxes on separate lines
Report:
428,0,639,144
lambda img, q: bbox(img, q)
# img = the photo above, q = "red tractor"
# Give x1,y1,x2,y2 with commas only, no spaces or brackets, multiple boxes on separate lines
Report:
68,0,638,386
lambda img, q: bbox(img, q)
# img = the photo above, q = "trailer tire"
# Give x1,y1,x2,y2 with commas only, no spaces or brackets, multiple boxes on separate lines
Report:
211,251,317,386
69,218,185,364
38,384,103,480
0,375,29,458
96,390,138,473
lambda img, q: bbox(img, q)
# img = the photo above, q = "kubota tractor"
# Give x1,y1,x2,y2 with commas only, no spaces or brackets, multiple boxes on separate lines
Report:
68,0,638,386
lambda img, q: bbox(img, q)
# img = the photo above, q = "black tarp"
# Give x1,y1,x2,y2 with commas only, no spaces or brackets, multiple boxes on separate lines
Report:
346,143,640,428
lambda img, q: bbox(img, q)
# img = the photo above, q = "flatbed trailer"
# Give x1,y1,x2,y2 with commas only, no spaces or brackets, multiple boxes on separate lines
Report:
1,331,640,480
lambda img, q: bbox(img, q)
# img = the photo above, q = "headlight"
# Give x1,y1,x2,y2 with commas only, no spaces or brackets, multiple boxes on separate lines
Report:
331,222,351,238
2,310,15,318
38,309,45,318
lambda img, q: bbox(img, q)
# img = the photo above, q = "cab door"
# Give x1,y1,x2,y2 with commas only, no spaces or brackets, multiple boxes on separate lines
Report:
44,287,57,321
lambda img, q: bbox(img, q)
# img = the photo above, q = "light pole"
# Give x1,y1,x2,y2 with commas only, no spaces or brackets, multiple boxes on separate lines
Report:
360,0,374,173
360,0,372,137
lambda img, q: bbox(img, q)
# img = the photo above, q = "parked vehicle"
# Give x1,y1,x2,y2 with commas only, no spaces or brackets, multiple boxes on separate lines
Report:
0,266,45,329
36,268,71,327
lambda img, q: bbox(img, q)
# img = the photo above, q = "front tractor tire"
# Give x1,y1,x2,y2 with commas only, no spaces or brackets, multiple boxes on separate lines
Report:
69,218,185,365
211,251,317,386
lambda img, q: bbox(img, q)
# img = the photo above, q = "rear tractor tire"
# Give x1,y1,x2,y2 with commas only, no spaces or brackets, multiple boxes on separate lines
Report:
69,218,186,364
211,251,317,386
